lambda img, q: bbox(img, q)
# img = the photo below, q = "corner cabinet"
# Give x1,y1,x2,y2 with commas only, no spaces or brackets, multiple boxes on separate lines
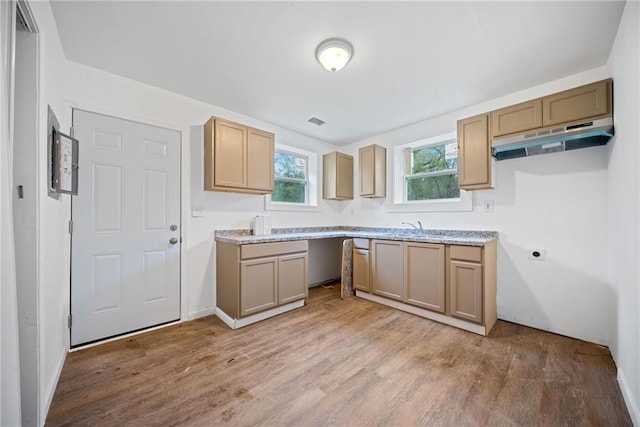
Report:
457,114,493,190
323,151,353,200
216,240,308,329
204,117,274,194
359,144,386,198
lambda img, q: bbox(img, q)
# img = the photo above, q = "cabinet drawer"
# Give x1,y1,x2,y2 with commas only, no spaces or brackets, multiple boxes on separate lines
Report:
353,238,370,249
241,240,308,259
450,245,482,262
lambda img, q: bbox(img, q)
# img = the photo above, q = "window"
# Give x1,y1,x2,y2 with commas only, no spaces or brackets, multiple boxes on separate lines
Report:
266,144,319,211
392,132,471,212
272,150,308,203
405,139,459,201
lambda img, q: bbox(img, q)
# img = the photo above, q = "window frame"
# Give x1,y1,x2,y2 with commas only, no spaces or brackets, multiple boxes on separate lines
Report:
265,144,319,212
392,132,472,212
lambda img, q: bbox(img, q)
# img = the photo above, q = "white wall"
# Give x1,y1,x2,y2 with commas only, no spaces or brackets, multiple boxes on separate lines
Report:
607,2,640,424
14,26,39,427
64,61,345,321
27,1,72,424
339,67,612,346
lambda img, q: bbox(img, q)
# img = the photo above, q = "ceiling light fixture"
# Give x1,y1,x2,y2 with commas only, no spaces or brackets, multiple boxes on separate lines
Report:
315,38,353,72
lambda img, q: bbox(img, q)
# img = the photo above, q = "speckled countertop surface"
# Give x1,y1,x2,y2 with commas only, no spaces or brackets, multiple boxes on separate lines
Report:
215,226,497,247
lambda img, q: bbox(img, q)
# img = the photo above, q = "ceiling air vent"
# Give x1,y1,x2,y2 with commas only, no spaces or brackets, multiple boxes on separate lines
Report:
308,117,326,126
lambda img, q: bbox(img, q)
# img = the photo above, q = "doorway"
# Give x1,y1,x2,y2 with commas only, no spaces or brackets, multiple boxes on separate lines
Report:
70,110,181,346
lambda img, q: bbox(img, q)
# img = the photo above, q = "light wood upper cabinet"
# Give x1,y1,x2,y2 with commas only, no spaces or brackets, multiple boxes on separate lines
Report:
371,240,403,301
404,242,445,313
204,117,274,194
542,79,612,127
323,151,353,200
247,128,275,192
490,99,543,138
359,144,386,198
457,114,492,190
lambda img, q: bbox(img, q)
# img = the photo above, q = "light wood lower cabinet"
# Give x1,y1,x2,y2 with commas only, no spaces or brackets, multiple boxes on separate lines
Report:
278,253,308,304
449,260,483,323
356,239,497,336
353,248,370,292
240,257,278,316
404,242,445,313
371,240,403,301
217,240,308,322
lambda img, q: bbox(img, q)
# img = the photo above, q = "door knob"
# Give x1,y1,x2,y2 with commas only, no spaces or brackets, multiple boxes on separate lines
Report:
169,237,178,245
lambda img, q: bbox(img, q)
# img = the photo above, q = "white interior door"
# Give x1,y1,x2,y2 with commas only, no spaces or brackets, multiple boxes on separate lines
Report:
71,110,181,346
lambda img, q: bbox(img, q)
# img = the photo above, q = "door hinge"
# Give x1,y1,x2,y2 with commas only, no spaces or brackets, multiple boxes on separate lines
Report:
69,126,75,138
67,314,72,329
68,220,73,234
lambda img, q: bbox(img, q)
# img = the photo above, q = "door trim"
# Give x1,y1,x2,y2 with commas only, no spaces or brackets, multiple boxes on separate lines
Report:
69,105,186,346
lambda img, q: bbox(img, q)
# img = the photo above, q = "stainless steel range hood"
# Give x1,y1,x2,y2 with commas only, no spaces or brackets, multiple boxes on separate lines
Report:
491,117,614,160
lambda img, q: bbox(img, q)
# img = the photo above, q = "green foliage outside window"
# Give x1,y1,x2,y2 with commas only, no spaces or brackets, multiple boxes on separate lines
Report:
272,151,307,203
407,142,460,201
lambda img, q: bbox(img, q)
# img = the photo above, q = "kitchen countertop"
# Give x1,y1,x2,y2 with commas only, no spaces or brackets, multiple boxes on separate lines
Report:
214,226,498,247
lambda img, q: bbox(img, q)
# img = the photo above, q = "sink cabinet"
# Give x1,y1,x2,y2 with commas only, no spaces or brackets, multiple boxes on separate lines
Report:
404,242,445,313
371,240,404,301
356,238,497,336
216,240,308,327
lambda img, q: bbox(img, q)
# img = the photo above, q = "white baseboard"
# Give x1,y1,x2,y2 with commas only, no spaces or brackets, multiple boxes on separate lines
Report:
355,291,487,336
187,307,215,320
215,300,305,330
618,368,640,426
41,345,67,426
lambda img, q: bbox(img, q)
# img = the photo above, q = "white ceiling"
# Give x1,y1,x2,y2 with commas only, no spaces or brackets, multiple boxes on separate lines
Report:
50,1,625,145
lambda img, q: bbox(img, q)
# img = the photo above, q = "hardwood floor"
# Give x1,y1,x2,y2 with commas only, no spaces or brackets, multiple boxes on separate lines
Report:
47,285,631,426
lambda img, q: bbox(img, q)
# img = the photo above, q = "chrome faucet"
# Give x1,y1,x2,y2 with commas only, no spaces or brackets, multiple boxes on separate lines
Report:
402,221,423,231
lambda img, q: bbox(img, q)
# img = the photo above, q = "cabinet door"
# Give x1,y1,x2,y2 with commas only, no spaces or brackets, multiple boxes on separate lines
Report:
359,145,386,198
278,253,308,305
214,119,247,188
450,260,483,323
404,242,445,313
336,152,354,199
240,257,278,317
490,99,542,137
353,248,370,292
247,128,274,192
371,240,403,301
542,79,611,127
457,114,492,190
323,151,353,200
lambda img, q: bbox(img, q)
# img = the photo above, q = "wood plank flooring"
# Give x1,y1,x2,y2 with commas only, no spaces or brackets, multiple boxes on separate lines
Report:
47,285,632,426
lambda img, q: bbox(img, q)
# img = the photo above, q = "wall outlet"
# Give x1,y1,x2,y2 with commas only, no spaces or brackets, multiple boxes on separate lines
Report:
483,200,494,212
528,249,546,261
